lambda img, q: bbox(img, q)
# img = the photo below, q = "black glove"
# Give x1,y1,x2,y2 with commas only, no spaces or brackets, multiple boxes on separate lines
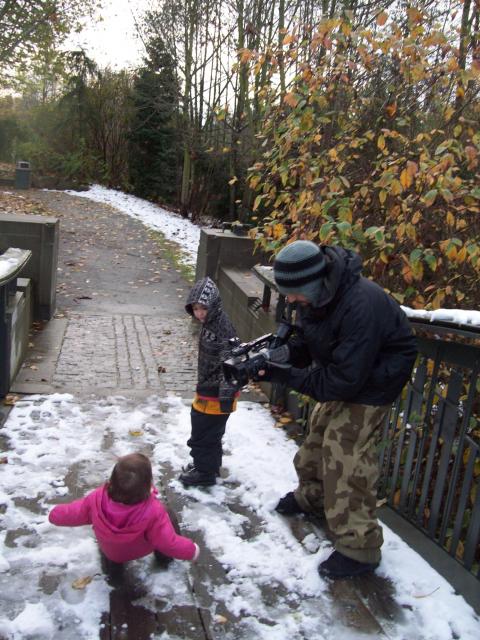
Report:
253,361,291,384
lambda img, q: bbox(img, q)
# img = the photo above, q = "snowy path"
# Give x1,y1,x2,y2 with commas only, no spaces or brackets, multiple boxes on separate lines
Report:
1,394,479,639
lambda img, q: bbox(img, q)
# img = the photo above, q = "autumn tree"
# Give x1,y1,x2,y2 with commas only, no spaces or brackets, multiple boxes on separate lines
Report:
247,3,480,309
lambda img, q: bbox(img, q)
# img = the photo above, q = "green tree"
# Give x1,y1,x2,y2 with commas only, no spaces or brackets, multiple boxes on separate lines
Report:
129,41,181,203
0,0,95,83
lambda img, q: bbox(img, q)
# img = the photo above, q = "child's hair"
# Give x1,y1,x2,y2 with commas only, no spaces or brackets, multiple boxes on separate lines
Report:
107,453,152,505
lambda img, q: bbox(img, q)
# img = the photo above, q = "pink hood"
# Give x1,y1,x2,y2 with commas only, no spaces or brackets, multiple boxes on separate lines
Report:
49,485,196,563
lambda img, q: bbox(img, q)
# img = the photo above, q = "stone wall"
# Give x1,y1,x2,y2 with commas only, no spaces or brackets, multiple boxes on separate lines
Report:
0,213,59,320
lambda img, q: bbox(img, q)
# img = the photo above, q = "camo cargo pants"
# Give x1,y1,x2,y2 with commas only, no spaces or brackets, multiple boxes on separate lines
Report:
293,400,389,564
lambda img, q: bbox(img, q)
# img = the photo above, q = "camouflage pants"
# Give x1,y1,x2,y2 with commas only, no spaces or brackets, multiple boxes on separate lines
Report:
293,401,389,564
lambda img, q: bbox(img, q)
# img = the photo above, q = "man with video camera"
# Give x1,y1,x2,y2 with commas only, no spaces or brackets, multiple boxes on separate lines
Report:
255,240,417,579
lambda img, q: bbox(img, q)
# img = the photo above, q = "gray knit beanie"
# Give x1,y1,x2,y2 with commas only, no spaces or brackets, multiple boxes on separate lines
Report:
273,241,327,301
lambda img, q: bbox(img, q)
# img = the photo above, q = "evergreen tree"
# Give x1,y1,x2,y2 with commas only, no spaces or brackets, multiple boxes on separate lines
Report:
129,41,181,204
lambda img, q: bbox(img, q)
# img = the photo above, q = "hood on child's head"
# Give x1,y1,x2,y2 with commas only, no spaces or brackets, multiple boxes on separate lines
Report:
185,276,220,317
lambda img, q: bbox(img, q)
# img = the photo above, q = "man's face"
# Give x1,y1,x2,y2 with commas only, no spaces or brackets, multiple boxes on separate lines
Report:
286,293,310,306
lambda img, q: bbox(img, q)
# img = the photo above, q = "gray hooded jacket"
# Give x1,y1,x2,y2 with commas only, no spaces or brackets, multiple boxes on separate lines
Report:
185,277,238,412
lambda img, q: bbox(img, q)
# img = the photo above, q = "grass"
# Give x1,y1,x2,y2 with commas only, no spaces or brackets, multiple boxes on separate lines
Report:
148,229,196,284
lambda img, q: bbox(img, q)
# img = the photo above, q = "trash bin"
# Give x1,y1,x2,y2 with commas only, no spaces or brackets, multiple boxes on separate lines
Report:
14,161,31,189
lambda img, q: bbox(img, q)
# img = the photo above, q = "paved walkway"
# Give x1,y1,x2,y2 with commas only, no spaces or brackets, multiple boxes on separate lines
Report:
12,189,198,398
0,189,438,640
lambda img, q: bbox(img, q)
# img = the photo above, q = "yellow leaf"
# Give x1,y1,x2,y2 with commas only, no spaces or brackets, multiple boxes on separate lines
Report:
129,430,144,437
239,48,253,64
72,576,94,590
407,161,418,177
456,246,467,263
376,11,388,26
379,189,387,204
359,186,368,198
282,34,295,45
402,263,413,284
283,92,299,108
3,394,20,406
444,106,455,122
407,7,423,23
328,148,338,162
390,179,402,196
446,245,457,260
446,211,455,226
446,57,459,72
400,169,412,189
412,211,422,224
377,135,386,150
250,175,261,189
273,223,286,239
385,101,397,117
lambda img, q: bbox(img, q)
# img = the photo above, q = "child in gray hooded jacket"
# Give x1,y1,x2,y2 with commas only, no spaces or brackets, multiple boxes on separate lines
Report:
179,277,239,487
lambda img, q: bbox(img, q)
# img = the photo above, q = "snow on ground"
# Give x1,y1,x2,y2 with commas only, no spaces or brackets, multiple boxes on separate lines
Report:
64,184,201,267
0,395,479,640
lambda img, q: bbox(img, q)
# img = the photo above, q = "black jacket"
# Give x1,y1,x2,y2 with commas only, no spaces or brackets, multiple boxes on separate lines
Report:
285,246,418,406
185,277,238,411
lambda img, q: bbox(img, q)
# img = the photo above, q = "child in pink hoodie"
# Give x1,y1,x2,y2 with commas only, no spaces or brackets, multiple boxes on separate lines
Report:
49,453,199,566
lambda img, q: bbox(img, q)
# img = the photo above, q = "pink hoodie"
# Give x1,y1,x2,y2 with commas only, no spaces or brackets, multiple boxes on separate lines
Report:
49,485,197,563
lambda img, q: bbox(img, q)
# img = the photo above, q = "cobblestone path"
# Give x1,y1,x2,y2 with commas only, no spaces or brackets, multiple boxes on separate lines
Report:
12,189,197,397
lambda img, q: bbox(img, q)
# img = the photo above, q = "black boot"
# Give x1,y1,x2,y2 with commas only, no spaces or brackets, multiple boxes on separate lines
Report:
179,467,216,487
275,491,307,515
153,550,173,569
183,462,221,477
100,552,124,586
318,550,379,578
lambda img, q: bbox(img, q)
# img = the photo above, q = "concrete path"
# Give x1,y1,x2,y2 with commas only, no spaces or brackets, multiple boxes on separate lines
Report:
12,190,198,398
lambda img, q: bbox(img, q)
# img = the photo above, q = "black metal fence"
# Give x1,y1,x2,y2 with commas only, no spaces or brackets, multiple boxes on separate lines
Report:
378,320,480,580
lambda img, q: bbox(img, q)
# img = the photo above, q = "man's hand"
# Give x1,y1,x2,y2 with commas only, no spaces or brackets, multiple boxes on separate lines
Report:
254,361,291,384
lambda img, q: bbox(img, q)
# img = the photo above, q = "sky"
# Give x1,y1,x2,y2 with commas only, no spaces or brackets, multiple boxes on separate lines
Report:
67,0,150,69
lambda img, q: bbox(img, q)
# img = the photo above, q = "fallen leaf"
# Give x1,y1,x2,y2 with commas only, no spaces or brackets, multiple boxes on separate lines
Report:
214,614,228,624
0,457,8,464
72,575,94,590
129,430,144,437
3,395,19,405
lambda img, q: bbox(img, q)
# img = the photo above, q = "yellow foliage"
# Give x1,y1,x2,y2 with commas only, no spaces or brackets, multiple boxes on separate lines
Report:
273,223,286,239
400,169,412,189
283,92,299,107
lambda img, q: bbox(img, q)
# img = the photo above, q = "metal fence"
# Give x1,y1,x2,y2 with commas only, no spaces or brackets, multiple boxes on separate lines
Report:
378,320,480,580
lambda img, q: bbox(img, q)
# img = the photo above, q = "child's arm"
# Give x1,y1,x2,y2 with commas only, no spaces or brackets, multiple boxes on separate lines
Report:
146,506,199,561
48,493,93,527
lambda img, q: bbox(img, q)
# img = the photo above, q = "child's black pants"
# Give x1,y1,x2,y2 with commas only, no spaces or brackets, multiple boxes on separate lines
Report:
188,408,229,474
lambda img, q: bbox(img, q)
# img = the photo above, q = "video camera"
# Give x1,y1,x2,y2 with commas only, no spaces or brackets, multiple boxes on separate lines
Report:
223,321,294,389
